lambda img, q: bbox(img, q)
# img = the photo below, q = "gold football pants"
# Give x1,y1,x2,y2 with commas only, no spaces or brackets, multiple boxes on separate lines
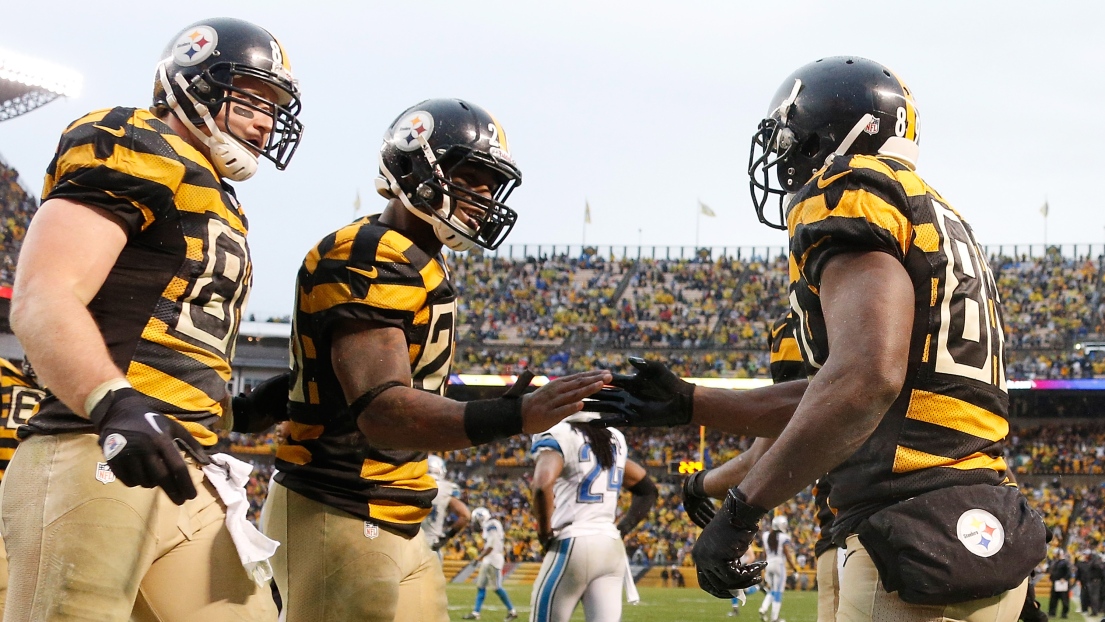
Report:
261,480,448,622
0,433,276,622
816,548,839,622
837,534,1027,622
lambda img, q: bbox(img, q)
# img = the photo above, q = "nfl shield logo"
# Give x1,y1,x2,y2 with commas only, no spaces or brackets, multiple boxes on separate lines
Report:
364,521,380,539
96,462,116,485
863,117,880,135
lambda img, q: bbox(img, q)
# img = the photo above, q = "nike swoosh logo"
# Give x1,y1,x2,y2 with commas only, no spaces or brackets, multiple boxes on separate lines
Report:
144,412,164,433
348,266,379,279
93,124,127,138
816,170,851,189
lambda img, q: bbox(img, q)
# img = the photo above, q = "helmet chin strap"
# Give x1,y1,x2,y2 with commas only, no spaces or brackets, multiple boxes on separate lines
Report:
824,113,875,168
158,63,258,182
375,142,481,252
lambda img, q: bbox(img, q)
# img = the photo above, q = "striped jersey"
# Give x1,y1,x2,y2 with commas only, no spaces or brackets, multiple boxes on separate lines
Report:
811,477,835,557
787,154,1009,543
275,215,455,537
0,359,44,480
529,422,627,540
768,311,806,384
26,107,251,446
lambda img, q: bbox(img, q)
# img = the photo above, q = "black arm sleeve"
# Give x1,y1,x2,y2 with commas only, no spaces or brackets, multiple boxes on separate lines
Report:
617,475,658,537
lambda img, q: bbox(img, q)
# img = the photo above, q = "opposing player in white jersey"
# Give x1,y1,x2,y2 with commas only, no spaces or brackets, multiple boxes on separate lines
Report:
528,418,658,622
464,507,518,620
758,515,798,622
422,455,471,557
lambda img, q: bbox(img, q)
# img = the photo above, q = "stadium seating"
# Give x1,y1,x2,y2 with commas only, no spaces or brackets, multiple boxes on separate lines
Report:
0,158,36,288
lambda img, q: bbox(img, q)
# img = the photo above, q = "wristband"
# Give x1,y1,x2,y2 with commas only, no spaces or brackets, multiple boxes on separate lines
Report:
724,487,769,530
687,469,709,497
84,378,133,420
463,397,523,445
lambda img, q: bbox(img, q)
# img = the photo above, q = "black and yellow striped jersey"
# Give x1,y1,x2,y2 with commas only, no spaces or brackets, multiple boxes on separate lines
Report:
787,154,1008,544
768,311,806,384
0,358,43,481
275,215,455,537
811,477,835,557
25,107,251,446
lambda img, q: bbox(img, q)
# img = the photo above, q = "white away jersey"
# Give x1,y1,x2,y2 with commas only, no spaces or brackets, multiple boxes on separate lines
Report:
422,479,459,541
529,422,627,540
481,518,506,568
762,530,791,562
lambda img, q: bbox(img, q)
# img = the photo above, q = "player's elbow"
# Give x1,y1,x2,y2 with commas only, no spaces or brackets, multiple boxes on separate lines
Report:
863,357,907,413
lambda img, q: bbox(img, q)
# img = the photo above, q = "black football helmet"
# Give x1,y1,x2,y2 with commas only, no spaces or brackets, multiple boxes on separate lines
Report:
375,99,521,252
153,17,303,180
748,56,920,229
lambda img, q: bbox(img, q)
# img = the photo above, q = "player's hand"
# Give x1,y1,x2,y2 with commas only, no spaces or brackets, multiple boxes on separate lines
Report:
693,489,768,599
682,470,717,529
231,371,290,433
90,387,210,506
430,537,445,552
582,357,694,427
519,370,612,434
538,531,555,554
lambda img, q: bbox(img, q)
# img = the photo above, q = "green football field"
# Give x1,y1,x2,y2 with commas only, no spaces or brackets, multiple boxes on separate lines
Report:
445,585,819,622
446,585,1093,622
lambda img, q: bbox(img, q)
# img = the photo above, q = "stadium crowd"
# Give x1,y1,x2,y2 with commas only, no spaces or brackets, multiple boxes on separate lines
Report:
228,422,1105,570
0,159,36,287
4,156,1105,580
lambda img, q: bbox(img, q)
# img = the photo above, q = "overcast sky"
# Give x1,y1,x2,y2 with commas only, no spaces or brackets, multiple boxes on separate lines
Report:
2,1,1103,316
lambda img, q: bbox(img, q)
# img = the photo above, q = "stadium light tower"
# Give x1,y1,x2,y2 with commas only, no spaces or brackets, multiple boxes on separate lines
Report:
0,48,82,122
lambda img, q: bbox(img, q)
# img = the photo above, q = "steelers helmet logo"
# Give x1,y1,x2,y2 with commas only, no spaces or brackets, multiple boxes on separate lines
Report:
956,509,1005,558
392,111,434,152
172,26,219,67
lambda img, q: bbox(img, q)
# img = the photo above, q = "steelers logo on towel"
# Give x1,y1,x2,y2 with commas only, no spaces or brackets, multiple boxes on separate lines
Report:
956,509,1005,558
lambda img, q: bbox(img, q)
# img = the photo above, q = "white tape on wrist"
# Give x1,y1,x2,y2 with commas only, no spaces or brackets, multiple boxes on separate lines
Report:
84,378,133,418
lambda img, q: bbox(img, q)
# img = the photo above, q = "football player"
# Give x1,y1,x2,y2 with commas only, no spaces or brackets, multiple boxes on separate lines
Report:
261,98,612,622
0,358,44,614
593,57,1040,621
463,507,518,620
756,515,797,622
3,17,302,621
527,416,657,622
422,454,471,557
681,311,841,621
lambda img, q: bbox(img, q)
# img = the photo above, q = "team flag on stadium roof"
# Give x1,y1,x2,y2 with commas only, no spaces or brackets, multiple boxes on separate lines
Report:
699,199,716,217
1040,200,1049,217
585,200,592,224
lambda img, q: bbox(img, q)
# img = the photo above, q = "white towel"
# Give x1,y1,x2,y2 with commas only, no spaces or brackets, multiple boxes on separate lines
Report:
730,588,747,605
201,453,280,586
623,556,640,604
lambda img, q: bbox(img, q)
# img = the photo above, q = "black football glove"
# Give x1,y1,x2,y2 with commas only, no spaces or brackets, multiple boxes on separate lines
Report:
692,488,768,599
90,387,210,506
538,531,556,554
231,372,290,433
582,357,695,427
682,470,718,529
